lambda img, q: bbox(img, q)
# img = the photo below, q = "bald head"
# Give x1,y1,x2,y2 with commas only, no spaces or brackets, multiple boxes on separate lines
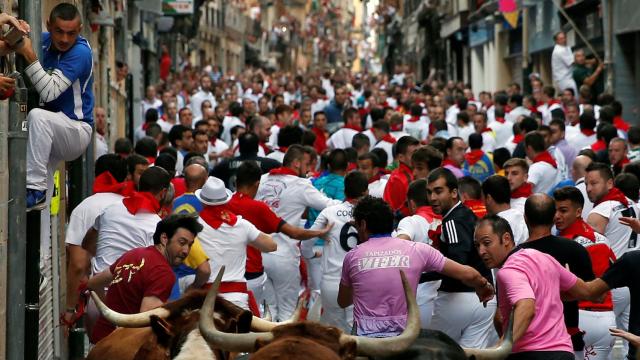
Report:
524,193,556,229
184,164,208,192
572,155,593,182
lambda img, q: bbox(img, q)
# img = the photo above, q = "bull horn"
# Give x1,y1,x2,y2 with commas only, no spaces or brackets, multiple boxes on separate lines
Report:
462,310,514,360
307,294,322,322
339,270,420,357
262,301,272,322
199,266,274,352
90,291,170,327
250,295,305,332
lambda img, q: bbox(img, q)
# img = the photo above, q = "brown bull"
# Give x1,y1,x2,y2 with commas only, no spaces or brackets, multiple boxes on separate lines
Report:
200,267,514,360
87,288,303,360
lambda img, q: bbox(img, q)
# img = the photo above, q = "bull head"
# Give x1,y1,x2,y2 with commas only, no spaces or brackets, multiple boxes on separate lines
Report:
198,266,420,357
462,311,514,360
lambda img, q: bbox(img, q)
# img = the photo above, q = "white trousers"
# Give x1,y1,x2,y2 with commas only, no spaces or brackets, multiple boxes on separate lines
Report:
247,272,268,313
27,109,92,191
579,310,616,360
430,291,498,348
320,278,353,333
305,255,323,292
417,281,440,329
262,254,301,322
220,292,249,311
612,287,631,355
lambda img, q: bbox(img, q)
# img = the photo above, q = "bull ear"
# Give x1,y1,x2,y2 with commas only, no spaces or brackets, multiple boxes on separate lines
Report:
149,315,174,347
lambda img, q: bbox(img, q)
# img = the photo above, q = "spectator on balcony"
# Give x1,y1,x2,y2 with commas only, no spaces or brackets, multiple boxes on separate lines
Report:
551,32,578,97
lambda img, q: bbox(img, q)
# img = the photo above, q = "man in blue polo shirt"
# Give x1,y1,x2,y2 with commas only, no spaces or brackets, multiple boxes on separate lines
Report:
15,3,94,210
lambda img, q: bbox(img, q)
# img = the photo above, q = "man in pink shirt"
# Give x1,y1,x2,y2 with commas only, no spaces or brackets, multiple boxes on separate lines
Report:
337,196,494,337
474,215,602,359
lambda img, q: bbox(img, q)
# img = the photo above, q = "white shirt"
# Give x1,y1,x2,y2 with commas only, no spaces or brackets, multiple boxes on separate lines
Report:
198,216,261,283
92,201,161,274
537,102,563,125
403,116,430,141
505,106,531,124
394,212,442,246
266,150,285,163
457,123,475,144
256,173,339,258
95,134,108,160
568,132,596,152
551,44,576,92
142,98,162,117
311,99,329,116
510,197,526,215
368,175,389,198
373,139,395,166
550,146,569,183
489,119,514,149
528,161,558,194
65,192,124,246
575,178,593,220
207,139,230,167
481,131,497,153
497,208,528,245
310,202,357,282
362,129,377,148
268,124,281,148
157,118,176,133
190,90,216,120
221,116,245,146
589,198,638,257
327,128,359,150
445,105,459,125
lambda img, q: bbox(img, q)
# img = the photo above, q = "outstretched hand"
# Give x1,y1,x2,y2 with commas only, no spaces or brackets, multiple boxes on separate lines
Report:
609,328,640,347
619,216,640,233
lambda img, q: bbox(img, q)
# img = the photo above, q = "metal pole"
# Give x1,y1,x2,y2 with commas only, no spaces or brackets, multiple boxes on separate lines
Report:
24,210,41,360
522,6,531,95
551,0,602,63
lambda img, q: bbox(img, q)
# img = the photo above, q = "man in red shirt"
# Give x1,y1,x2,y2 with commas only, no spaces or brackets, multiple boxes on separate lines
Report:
227,161,333,309
383,136,420,217
88,213,203,343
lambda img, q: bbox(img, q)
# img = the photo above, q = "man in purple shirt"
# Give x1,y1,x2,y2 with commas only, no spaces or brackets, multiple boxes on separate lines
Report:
337,196,494,337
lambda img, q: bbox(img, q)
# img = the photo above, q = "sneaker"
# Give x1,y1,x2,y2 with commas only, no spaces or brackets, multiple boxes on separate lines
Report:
26,189,46,212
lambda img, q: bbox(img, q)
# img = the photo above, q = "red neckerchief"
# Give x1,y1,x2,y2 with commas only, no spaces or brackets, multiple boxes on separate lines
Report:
92,172,134,196
615,156,631,168
347,162,357,172
269,167,299,176
591,140,606,152
259,141,271,154
512,134,524,144
463,199,487,218
415,206,441,223
614,116,630,132
442,158,461,169
464,149,485,166
210,137,217,146
390,123,403,132
504,105,512,113
527,106,539,115
560,218,596,242
142,122,152,131
200,204,238,229
533,151,557,168
145,156,156,165
122,191,161,215
495,117,506,124
428,224,442,249
343,124,362,132
581,128,596,136
482,127,493,133
595,187,629,207
381,133,397,144
407,115,421,123
511,183,533,199
278,146,288,153
368,172,381,184
548,99,561,106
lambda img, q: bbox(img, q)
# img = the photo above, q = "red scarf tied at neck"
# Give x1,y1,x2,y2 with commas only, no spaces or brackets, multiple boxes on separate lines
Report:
494,117,506,124
343,123,363,132
559,218,595,242
512,134,524,144
464,149,485,166
200,204,238,229
595,187,629,207
407,115,421,123
381,133,397,144
442,158,461,169
269,167,299,176
122,191,161,215
511,183,533,199
533,151,557,169
93,172,134,196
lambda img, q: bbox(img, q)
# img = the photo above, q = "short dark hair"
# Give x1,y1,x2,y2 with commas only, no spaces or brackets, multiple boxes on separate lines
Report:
503,158,529,172
352,133,370,151
95,154,128,182
468,133,483,150
407,179,429,207
411,146,442,171
278,125,303,148
169,125,191,147
597,123,618,145
126,154,149,175
524,131,546,153
427,167,458,192
344,171,369,199
353,196,394,235
235,161,263,188
138,166,171,193
370,148,388,167
343,108,360,123
49,3,81,24
283,144,311,167
115,137,133,156
553,186,585,208
482,175,510,204
145,108,159,123
549,118,565,132
520,116,539,133
194,120,209,131
358,152,379,167
328,149,348,172
239,132,259,155
509,94,523,107
145,123,162,139
229,102,244,117
615,173,640,202
476,215,514,245
154,153,177,175
372,120,390,133
579,113,597,131
153,213,203,245
395,136,420,157
445,137,463,151
135,137,158,158
493,148,511,169
628,126,640,146
524,195,556,227
275,104,292,116
458,176,482,200
586,162,614,181
599,106,615,124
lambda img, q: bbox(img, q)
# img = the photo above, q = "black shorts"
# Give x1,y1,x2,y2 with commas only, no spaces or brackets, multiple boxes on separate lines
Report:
507,351,574,360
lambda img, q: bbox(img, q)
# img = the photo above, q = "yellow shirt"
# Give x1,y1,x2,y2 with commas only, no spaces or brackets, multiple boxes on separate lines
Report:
184,238,209,268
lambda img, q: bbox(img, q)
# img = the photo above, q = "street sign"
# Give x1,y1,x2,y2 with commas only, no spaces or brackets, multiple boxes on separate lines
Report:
162,0,193,15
